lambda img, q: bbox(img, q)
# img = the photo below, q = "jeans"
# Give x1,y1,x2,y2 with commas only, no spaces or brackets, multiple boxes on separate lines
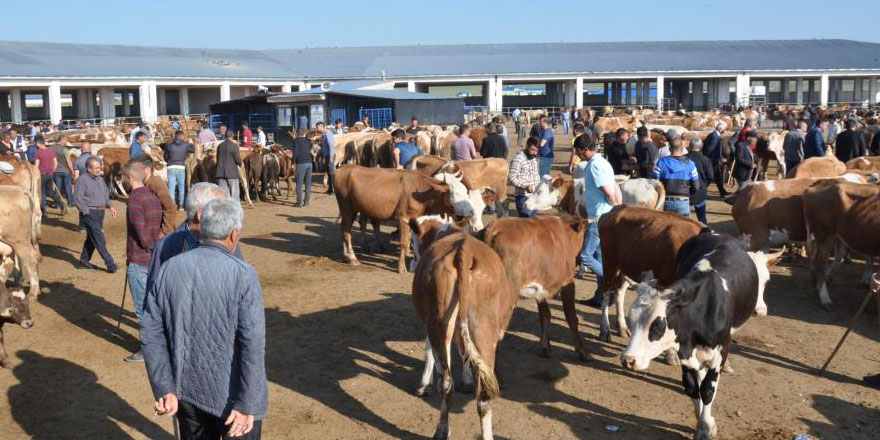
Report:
218,178,239,201
563,120,570,135
664,197,691,217
296,162,313,205
176,400,263,440
693,200,707,224
514,194,536,218
53,172,73,204
538,157,553,177
40,174,63,214
323,156,335,193
167,167,186,207
126,263,148,322
579,222,604,301
80,210,115,267
785,160,801,177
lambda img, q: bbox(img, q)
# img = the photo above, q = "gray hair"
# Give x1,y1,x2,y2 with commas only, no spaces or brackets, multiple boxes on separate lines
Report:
715,122,727,131
185,182,225,221
200,197,244,240
689,136,703,150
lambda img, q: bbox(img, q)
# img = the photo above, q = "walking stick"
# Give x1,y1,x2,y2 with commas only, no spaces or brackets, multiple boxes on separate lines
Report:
116,270,129,329
173,415,180,440
818,287,877,375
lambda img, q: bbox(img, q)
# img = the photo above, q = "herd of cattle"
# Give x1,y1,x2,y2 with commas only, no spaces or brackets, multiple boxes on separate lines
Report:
1,103,880,439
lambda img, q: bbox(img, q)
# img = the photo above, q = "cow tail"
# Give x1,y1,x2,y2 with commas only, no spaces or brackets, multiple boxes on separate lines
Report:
454,246,500,401
804,201,815,259
652,180,666,211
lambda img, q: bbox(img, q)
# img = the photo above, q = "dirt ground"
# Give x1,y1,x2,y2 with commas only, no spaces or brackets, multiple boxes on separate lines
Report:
1,125,879,440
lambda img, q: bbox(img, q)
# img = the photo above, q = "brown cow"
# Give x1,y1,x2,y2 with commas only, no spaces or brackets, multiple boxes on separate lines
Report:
411,231,515,440
408,155,509,208
598,206,704,342
333,165,482,273
803,181,880,308
0,158,41,243
0,187,40,298
789,156,846,178
476,216,591,360
845,155,880,171
0,240,34,368
270,146,295,199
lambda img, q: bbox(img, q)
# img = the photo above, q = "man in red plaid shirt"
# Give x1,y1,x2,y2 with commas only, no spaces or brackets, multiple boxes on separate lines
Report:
121,161,163,363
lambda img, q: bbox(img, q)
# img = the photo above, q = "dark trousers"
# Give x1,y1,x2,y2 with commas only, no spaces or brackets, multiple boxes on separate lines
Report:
785,160,801,177
80,210,115,267
295,162,312,205
712,162,728,196
53,172,73,203
40,174,63,214
177,401,262,440
514,194,536,218
323,156,335,193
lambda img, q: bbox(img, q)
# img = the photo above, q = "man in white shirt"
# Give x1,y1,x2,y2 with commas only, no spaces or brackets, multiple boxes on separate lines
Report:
255,126,267,148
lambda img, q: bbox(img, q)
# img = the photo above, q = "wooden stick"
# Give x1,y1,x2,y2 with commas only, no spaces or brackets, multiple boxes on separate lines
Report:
818,289,876,375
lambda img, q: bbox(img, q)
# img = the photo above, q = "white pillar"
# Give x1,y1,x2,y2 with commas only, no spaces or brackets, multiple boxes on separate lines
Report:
179,87,190,115
870,77,878,104
656,75,665,110
220,82,231,101
281,82,292,93
820,74,830,107
487,77,503,112
76,89,90,119
735,73,751,107
100,87,116,123
407,80,416,93
575,77,584,109
564,80,576,107
48,82,62,124
10,88,22,123
796,78,803,104
138,81,158,124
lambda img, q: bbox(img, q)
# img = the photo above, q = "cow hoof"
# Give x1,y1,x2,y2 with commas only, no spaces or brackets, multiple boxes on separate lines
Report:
398,267,408,275
415,385,432,397
664,351,680,366
819,302,834,311
722,364,735,374
540,347,551,358
617,327,631,338
577,349,594,362
599,329,611,343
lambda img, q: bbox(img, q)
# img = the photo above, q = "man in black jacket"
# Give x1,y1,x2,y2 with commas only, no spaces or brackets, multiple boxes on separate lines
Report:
733,131,757,190
215,137,242,201
606,128,631,175
633,126,658,178
703,122,729,197
480,124,508,160
835,119,867,163
291,130,314,207
871,129,880,156
687,137,714,224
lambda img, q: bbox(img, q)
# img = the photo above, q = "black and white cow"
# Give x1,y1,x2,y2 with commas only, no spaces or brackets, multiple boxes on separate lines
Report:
620,229,781,440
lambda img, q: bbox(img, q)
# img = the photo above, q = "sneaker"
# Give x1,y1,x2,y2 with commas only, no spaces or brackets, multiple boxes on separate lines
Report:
123,350,145,363
864,374,880,389
579,297,603,308
575,264,587,280
106,264,119,274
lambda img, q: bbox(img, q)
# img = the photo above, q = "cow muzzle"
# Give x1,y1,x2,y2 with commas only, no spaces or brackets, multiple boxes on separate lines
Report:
621,355,637,371
21,319,34,329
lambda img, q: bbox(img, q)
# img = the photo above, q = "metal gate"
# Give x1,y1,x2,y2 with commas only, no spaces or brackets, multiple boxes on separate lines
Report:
358,107,392,129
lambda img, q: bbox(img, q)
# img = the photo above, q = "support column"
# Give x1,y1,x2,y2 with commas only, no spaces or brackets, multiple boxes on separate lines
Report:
575,77,584,109
735,73,751,107
179,87,190,115
796,78,803,104
407,80,416,93
656,75,665,110
487,77,503,112
220,82,231,101
10,88,22,123
870,76,878,104
48,82,62,124
100,87,116,123
564,80,576,107
122,90,131,116
820,74,830,107
156,89,166,115
138,81,158,124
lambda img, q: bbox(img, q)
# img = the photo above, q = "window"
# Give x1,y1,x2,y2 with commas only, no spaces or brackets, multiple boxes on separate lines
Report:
688,82,693,94
729,80,736,93
768,81,781,93
584,82,604,96
841,79,854,92
863,79,870,93
751,80,764,88
788,80,798,92
113,92,123,106
648,82,657,100
60,93,73,107
502,83,546,96
702,82,709,94
24,94,43,108
276,105,292,126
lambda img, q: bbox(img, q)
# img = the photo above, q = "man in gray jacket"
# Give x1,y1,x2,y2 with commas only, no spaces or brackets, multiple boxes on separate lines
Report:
216,137,242,201
783,121,807,176
142,197,266,439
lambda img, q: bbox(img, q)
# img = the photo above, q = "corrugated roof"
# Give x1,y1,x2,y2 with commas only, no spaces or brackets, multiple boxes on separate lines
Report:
267,82,459,103
1,39,879,80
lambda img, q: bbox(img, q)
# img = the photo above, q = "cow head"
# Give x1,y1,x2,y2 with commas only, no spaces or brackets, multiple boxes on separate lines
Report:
524,174,566,211
408,214,462,272
746,247,785,317
621,282,679,371
433,171,484,232
0,284,33,329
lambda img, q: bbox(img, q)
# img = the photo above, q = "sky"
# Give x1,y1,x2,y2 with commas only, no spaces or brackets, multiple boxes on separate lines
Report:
3,0,879,49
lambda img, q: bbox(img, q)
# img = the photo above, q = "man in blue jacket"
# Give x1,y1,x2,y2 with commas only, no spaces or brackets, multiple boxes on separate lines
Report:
804,120,828,160
653,134,700,217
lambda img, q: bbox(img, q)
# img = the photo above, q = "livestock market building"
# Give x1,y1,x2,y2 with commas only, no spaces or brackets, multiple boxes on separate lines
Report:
1,39,880,125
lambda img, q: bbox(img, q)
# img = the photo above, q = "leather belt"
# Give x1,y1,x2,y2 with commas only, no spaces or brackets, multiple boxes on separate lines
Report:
88,206,106,210
666,196,689,201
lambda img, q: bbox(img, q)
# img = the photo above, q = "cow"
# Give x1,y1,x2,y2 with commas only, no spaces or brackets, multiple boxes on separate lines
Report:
0,240,34,368
803,180,880,308
845,155,880,171
597,206,705,343
476,216,591,360
524,175,664,215
754,130,787,179
0,187,40,299
0,158,41,244
334,165,483,274
270,146,295,199
187,142,254,208
243,150,264,201
411,231,515,440
408,156,509,212
262,151,281,200
621,230,780,440
788,156,847,179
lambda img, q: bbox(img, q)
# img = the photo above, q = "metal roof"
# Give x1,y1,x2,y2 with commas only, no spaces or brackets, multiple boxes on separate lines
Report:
1,39,879,80
267,82,459,103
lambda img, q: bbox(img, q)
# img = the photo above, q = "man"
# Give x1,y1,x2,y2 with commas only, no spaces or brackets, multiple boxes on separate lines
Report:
606,128,631,175
298,113,309,131
537,117,555,177
784,111,797,131
292,130,313,207
783,121,808,177
703,122,729,197
659,129,679,159
0,131,13,156
216,134,242,201
198,122,218,144
164,130,195,208
834,119,867,163
218,124,229,141
653,133,699,217
241,122,253,148
405,117,421,136
130,122,148,144
826,116,841,150
316,122,336,194
687,137,713,224
574,134,621,308
804,120,827,160
568,123,587,174
490,116,509,148
480,124,508,160
34,136,65,216
136,154,178,236
130,132,150,159
451,125,477,161
9,128,27,161
508,137,541,218
255,126,267,148
733,131,758,190
74,157,118,272
51,136,74,212
561,107,571,135
391,128,419,170
333,119,345,135
634,126,659,179
73,141,96,180
728,119,755,154
512,108,521,136
121,161,163,363
142,197,267,439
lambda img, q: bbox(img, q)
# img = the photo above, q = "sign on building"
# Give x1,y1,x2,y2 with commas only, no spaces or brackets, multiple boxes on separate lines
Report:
310,104,324,128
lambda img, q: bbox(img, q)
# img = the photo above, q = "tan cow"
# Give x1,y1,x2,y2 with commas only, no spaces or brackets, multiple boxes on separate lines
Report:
476,216,591,360
411,231,515,440
525,175,663,214
408,156,509,208
333,165,483,273
789,156,847,178
846,155,880,171
803,180,880,308
0,186,40,298
0,158,41,244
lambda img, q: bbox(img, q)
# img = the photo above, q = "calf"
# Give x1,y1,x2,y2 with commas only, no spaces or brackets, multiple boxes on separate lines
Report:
621,230,778,440
803,180,880,308
411,232,515,440
0,241,34,368
476,216,591,360
334,165,483,274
